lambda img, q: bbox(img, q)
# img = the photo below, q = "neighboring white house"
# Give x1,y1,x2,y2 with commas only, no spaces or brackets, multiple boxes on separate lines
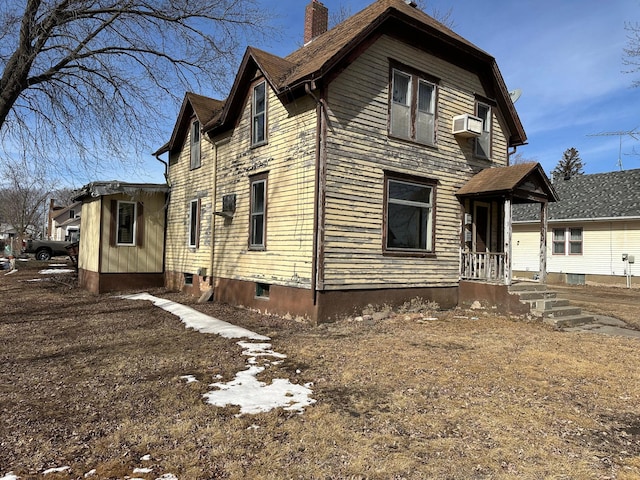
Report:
50,201,81,242
512,169,640,287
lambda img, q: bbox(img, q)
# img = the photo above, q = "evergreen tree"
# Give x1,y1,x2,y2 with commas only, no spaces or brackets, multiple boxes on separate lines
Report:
552,148,584,180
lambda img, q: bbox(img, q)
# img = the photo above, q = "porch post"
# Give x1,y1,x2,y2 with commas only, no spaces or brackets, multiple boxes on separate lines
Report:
539,202,548,283
503,197,512,286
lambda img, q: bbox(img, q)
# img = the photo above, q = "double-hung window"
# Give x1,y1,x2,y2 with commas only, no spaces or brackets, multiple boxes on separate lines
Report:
190,120,201,169
249,173,267,249
384,173,435,254
252,81,267,146
553,227,582,255
390,67,437,145
117,201,136,246
475,101,491,158
188,199,201,248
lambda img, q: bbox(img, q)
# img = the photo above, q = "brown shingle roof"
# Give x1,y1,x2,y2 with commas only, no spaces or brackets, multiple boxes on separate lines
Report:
283,0,487,85
456,163,558,202
155,92,224,155
176,0,526,146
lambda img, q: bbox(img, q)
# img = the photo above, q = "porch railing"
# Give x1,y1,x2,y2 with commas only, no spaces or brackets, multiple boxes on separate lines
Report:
460,251,506,282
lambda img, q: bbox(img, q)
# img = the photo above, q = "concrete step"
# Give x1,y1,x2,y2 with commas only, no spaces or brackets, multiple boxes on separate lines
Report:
532,305,583,319
515,290,558,301
544,314,595,329
509,282,548,293
527,298,570,311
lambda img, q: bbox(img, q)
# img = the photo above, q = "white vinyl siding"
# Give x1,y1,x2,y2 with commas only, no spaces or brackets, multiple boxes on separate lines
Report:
513,221,640,278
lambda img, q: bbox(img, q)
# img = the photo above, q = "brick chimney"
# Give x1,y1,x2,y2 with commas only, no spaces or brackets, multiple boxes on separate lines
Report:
304,0,328,44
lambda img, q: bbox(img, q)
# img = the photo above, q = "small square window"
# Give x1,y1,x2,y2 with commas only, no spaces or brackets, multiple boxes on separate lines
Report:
256,283,270,298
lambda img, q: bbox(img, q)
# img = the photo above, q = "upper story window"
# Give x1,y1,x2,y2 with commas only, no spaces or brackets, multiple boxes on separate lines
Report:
117,201,136,246
251,81,267,146
249,173,267,250
553,227,583,255
188,199,201,248
384,172,436,254
190,120,201,169
475,101,491,158
390,67,437,145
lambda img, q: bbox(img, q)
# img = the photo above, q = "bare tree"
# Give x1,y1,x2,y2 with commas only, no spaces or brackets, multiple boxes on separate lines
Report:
0,0,271,180
510,151,538,165
552,147,584,181
331,1,455,29
624,21,640,87
0,163,52,243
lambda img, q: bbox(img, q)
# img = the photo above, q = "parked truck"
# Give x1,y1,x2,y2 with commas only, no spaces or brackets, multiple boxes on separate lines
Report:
22,239,73,261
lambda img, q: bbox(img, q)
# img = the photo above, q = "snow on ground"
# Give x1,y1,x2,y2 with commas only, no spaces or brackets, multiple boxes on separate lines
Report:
122,293,315,415
38,268,76,275
1,295,316,479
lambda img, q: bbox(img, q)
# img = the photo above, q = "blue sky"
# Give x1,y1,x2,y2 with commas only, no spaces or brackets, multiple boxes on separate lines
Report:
138,0,640,183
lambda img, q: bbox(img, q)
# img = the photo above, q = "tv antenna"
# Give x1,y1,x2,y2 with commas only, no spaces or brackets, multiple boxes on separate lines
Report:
587,128,640,170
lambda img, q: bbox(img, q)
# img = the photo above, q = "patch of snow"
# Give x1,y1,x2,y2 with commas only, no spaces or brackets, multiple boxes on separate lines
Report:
1,473,19,480
133,467,153,474
48,263,68,267
140,454,152,461
4,269,17,275
121,293,269,340
84,470,96,477
122,293,315,416
155,475,178,480
204,340,315,415
43,466,70,475
26,278,44,282
180,375,198,383
39,269,75,275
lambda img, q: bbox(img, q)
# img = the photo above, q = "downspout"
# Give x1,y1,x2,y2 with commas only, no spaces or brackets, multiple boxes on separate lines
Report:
154,151,170,282
305,80,326,306
155,153,170,184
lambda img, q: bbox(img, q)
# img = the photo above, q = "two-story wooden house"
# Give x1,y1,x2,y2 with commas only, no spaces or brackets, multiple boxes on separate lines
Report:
156,0,556,322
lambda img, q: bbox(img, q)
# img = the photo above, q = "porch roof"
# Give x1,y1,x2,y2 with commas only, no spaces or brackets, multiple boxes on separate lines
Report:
456,162,558,204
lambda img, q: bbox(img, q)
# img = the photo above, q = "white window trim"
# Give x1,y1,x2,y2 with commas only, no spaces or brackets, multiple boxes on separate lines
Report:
552,227,583,256
251,81,267,147
116,201,136,246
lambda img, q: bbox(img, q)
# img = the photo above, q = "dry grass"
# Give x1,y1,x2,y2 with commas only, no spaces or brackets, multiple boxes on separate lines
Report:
552,283,640,330
1,260,640,479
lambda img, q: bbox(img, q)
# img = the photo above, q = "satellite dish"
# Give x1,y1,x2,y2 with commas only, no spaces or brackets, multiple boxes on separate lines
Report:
509,88,522,104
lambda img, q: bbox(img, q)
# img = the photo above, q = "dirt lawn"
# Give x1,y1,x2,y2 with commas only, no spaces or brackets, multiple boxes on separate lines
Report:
1,260,640,479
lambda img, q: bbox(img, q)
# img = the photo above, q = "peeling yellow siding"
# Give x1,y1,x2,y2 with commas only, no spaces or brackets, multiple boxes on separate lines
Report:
78,198,101,272
99,193,166,273
321,35,511,289
165,120,215,276
212,88,316,288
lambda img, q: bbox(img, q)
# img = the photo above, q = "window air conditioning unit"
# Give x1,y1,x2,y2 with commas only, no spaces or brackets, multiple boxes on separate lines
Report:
452,114,483,137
